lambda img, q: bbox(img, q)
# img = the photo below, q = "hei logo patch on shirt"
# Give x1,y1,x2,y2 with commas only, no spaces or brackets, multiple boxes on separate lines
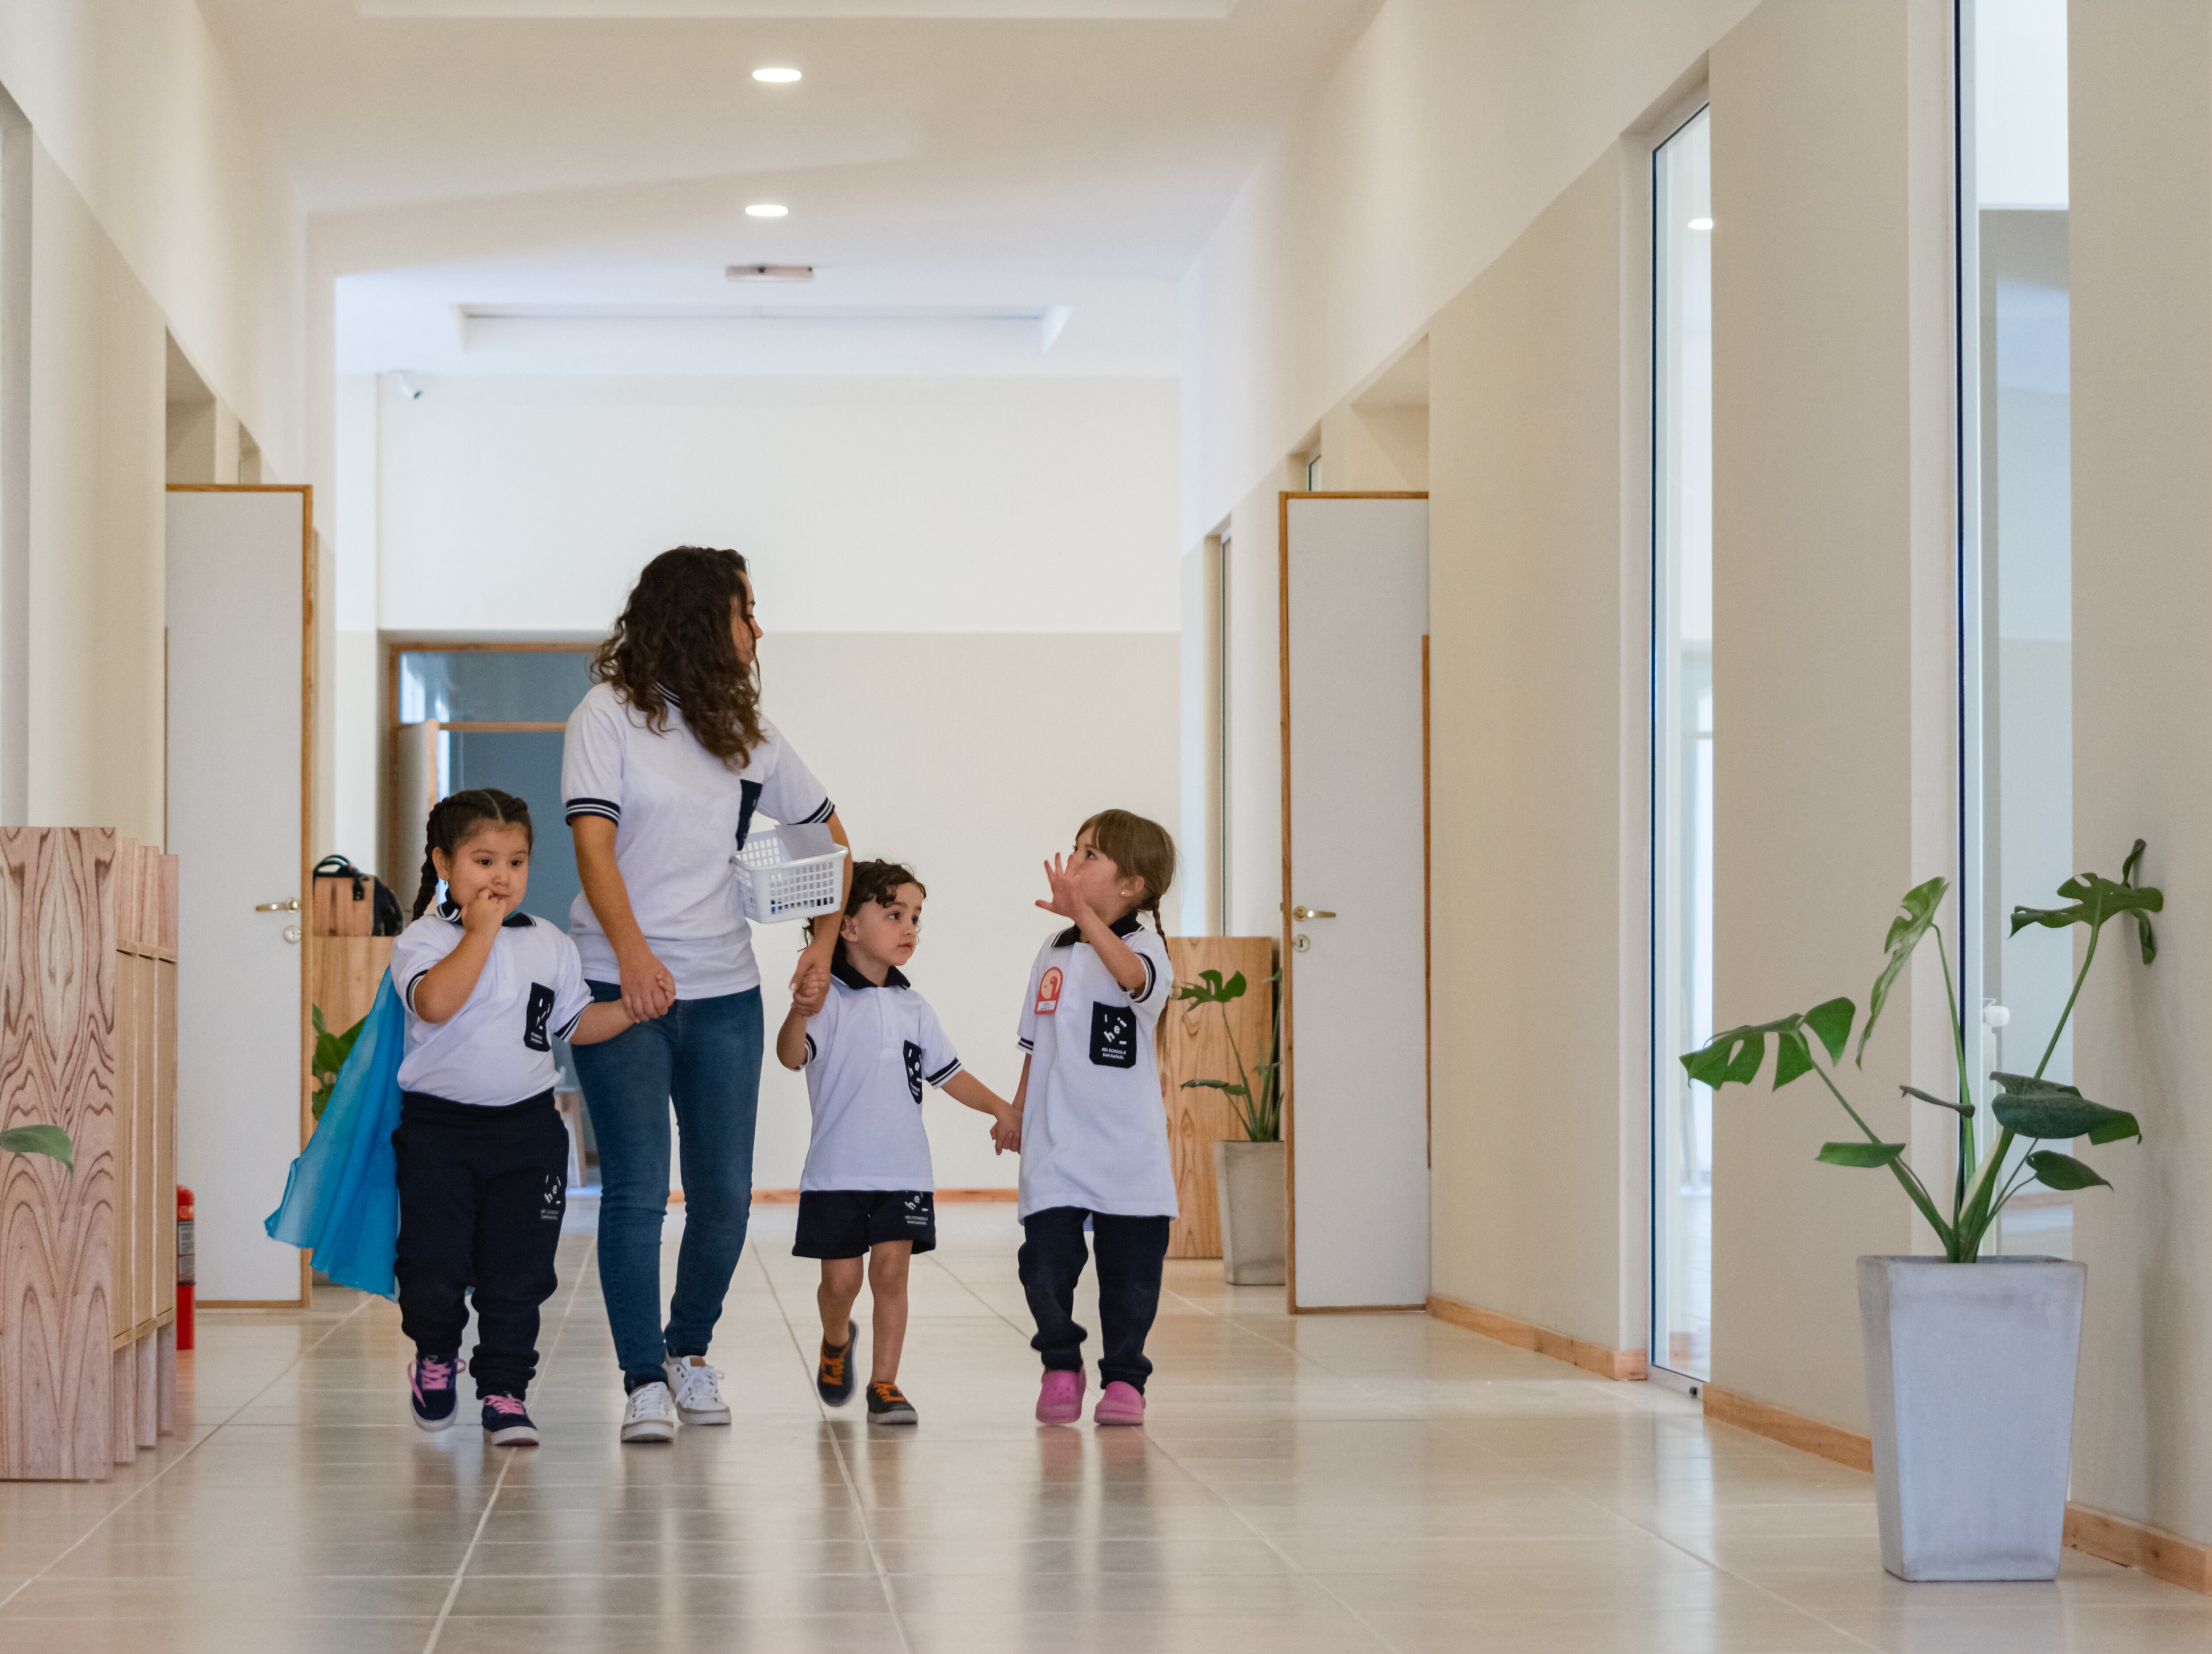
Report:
903,1040,924,1104
1035,966,1064,1016
523,983,556,1052
1089,1003,1137,1069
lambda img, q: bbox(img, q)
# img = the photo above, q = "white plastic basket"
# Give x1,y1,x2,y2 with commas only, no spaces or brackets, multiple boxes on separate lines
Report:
730,823,849,924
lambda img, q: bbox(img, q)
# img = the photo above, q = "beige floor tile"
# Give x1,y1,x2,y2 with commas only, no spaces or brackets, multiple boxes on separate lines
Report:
1,1204,2201,1654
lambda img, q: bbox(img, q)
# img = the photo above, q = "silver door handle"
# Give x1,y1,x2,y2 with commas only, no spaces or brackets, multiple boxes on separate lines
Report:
256,898,300,912
1292,906,1336,920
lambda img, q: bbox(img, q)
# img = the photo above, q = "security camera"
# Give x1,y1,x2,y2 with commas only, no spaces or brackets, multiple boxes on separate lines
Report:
393,371,423,401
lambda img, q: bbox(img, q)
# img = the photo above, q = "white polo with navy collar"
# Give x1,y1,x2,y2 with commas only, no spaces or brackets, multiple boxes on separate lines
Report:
799,958,963,1192
561,681,834,999
1014,914,1176,1220
388,903,593,1107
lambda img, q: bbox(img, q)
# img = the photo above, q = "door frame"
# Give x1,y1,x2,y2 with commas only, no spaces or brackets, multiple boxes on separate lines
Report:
1277,489,1429,1314
166,483,315,1307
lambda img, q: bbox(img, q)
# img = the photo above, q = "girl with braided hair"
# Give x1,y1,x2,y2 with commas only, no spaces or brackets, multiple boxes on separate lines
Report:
385,789,634,1444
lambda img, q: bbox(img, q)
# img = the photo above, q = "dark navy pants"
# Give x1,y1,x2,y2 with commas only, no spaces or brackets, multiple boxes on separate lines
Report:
1018,1207,1172,1392
392,1090,567,1398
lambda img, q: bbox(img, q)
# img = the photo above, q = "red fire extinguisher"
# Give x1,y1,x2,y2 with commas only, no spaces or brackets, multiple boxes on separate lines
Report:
176,1185,195,1352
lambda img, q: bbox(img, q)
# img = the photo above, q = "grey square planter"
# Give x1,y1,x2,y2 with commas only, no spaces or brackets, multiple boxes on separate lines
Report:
1857,1254,2086,1581
1214,1139,1285,1285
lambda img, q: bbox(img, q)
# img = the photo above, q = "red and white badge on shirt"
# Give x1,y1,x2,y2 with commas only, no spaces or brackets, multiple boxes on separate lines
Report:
1035,966,1064,1015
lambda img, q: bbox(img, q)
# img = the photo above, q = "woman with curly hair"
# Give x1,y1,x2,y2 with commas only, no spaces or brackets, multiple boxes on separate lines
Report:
562,546,851,1442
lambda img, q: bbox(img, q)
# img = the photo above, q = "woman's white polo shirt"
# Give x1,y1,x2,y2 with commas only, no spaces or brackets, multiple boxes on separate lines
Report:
1014,914,1176,1220
389,904,592,1107
798,958,963,1192
561,681,833,999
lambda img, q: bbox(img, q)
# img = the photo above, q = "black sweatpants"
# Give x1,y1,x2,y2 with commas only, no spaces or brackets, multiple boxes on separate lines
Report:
392,1090,567,1398
1017,1207,1172,1392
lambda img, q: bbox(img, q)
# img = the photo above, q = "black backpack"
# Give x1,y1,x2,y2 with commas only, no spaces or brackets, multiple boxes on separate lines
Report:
312,854,404,936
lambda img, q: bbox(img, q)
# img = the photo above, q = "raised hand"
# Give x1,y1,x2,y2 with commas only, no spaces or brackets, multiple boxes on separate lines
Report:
1035,854,1092,923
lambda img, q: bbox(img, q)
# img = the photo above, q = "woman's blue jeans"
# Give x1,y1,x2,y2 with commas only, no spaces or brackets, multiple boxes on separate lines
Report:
572,983,763,1388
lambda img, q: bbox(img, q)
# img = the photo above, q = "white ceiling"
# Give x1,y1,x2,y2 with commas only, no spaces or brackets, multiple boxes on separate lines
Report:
198,0,1375,374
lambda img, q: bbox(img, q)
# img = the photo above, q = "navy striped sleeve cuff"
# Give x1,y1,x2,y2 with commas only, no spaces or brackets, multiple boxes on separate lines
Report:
564,796,621,825
926,1057,963,1087
1126,954,1158,1004
1017,1036,1034,1052
797,797,835,825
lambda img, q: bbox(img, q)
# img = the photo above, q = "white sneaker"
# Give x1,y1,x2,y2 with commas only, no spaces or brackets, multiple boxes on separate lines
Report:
620,1380,677,1443
664,1355,731,1425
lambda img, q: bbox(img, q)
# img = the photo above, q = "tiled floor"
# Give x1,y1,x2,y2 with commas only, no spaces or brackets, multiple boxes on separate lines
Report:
4,1202,2207,1652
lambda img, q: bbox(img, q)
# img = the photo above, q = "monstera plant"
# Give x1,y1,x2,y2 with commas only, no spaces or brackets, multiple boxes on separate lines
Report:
1681,842,2159,1262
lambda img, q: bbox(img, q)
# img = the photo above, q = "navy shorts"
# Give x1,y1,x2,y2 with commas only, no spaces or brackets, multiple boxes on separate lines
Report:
794,1190,937,1258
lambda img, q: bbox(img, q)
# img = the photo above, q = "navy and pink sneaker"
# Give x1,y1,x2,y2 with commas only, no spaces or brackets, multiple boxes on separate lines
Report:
409,1353,461,1431
480,1393,540,1447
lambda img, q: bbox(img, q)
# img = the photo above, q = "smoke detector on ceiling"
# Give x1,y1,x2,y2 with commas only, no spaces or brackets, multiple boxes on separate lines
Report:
727,264,813,283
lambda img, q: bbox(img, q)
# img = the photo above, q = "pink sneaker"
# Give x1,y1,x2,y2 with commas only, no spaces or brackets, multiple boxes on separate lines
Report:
1094,1381,1145,1426
1035,1368,1085,1424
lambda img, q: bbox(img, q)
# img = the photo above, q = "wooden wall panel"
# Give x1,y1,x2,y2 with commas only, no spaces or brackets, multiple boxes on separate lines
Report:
0,828,120,1481
1158,937,1277,1259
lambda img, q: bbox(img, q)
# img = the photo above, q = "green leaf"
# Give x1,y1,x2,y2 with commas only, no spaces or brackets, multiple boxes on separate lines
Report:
1180,1079,1248,1096
1773,1026,1813,1089
1989,1072,2142,1143
2025,1150,2111,1191
1803,997,1855,1066
1682,1008,1840,1092
0,1124,73,1169
1816,1140,1906,1168
2010,856,2164,965
1858,877,1947,1065
1221,971,1248,1001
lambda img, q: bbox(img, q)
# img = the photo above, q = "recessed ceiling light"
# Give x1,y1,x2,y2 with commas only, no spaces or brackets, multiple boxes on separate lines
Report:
1689,217,1715,231
746,203,788,219
753,66,801,83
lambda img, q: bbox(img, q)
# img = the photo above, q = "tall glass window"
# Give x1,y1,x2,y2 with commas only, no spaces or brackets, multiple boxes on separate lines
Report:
1653,106,1713,1379
1963,0,2072,1258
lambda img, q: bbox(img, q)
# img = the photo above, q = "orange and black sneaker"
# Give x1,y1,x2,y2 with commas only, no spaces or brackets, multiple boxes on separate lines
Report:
866,1381,917,1426
817,1321,857,1407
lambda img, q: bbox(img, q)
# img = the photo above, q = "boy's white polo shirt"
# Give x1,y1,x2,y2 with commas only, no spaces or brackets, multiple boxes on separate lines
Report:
799,958,962,1192
389,904,592,1107
561,682,833,999
1014,914,1176,1220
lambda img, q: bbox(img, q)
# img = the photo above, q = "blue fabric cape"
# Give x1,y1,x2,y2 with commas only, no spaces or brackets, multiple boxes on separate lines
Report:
265,972,405,1299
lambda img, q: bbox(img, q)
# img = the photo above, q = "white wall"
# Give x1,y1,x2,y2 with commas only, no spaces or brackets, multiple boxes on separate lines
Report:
0,0,302,482
1180,0,1760,548
745,632,1180,1191
0,1,300,844
371,375,1179,635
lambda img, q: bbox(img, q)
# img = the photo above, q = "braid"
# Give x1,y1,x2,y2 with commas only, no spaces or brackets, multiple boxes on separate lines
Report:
410,846,441,922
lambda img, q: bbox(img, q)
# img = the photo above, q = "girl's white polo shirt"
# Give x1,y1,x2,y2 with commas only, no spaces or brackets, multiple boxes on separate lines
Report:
1014,914,1176,1220
389,904,592,1107
561,682,833,1000
799,958,963,1192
